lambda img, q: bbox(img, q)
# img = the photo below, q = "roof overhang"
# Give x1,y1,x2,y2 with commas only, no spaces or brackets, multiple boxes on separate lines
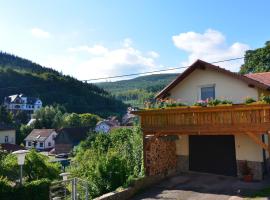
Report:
155,59,270,99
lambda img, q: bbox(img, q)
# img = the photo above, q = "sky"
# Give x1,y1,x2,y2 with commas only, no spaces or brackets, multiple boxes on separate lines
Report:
0,0,269,82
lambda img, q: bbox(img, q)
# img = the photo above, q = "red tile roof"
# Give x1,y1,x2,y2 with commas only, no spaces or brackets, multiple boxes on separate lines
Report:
0,143,25,152
25,129,55,142
245,72,270,86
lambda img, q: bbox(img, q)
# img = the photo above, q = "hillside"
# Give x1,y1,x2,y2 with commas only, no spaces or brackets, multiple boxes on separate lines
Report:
97,73,179,107
0,52,127,117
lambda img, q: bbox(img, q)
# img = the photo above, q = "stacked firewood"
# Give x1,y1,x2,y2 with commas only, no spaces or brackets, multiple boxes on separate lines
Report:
145,136,177,176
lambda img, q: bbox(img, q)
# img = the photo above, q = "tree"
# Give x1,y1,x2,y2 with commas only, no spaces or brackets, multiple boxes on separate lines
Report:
69,127,143,199
79,113,101,128
33,105,65,128
0,150,60,182
13,111,28,124
240,41,270,74
0,106,13,125
16,124,33,145
63,113,81,127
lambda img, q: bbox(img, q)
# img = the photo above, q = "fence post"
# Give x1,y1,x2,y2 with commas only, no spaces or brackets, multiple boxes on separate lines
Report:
72,178,77,200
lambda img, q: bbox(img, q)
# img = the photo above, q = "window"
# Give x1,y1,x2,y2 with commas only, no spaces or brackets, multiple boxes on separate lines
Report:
4,136,8,143
28,141,32,146
48,142,51,147
201,86,215,100
39,142,43,148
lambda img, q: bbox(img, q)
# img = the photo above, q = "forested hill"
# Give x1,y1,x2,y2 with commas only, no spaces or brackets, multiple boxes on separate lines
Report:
97,73,179,107
0,52,127,117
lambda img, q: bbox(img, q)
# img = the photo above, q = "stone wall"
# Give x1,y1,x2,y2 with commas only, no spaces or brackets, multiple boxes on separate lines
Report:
145,136,177,176
236,160,264,180
94,171,177,200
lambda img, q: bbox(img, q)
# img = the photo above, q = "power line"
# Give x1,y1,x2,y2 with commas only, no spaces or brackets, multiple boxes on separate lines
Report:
0,57,244,90
83,57,244,82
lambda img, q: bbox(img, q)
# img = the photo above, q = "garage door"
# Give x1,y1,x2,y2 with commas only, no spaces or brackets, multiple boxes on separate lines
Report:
189,135,237,176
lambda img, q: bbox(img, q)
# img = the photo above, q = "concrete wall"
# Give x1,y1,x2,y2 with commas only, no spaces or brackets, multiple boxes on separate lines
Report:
235,134,264,162
169,68,259,104
175,134,264,161
0,130,16,144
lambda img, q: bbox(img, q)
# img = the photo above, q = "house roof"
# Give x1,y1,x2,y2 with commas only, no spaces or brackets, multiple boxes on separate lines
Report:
55,127,91,144
156,60,270,99
0,123,14,131
24,129,55,142
245,72,270,86
0,143,25,152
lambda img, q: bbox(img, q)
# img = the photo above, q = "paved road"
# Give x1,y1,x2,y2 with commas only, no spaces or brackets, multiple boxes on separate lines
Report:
131,172,270,200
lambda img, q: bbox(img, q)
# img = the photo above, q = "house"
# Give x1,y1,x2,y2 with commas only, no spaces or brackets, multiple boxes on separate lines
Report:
54,127,91,154
95,116,120,133
122,107,138,126
4,94,42,114
133,59,270,181
24,129,57,151
0,124,16,145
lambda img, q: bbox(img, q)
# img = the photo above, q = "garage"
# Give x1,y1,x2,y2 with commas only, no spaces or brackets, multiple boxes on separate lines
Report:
189,135,237,176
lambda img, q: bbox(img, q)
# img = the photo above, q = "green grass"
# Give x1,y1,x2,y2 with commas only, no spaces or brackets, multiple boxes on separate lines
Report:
245,187,270,199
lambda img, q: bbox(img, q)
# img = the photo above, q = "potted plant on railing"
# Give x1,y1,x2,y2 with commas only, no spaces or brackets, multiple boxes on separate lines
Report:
241,160,253,182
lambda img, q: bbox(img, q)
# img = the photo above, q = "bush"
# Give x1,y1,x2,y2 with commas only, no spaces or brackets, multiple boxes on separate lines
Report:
245,97,256,104
69,126,144,199
0,177,50,200
1,149,61,182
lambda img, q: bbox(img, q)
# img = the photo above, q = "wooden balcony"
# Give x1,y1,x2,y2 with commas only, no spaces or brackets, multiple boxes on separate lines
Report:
133,104,270,135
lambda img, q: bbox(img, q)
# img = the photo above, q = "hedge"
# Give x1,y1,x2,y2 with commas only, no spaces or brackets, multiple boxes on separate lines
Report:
0,177,51,200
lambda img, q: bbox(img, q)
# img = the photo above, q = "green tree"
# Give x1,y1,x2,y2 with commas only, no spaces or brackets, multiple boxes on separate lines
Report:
69,127,143,199
33,105,65,128
63,113,81,127
0,106,13,125
79,113,101,128
240,41,270,74
0,150,60,182
16,124,33,145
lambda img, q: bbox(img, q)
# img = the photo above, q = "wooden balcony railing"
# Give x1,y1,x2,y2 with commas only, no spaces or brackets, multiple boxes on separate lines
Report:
133,104,270,135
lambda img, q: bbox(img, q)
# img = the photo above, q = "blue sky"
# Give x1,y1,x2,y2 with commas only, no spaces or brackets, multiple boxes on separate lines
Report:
0,0,269,81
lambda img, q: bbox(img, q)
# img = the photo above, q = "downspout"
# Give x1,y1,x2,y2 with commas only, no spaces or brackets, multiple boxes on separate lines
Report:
262,134,267,175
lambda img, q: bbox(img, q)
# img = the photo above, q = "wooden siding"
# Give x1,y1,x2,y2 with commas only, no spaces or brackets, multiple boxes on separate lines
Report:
133,104,270,135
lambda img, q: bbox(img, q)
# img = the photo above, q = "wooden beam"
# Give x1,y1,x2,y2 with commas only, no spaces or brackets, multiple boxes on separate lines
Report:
246,132,269,151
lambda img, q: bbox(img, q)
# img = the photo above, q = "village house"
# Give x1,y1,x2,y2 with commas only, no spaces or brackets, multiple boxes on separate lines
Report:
24,129,57,151
95,116,120,133
133,60,270,181
0,124,24,152
54,127,91,154
4,94,42,114
121,107,138,126
0,124,16,145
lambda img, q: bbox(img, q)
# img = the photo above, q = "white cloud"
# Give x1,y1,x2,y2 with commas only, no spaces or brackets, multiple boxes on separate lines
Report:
68,45,109,55
172,29,250,71
42,39,162,81
31,28,51,39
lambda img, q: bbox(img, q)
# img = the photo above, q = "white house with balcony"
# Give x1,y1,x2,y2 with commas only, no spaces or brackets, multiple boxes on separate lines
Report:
4,94,42,114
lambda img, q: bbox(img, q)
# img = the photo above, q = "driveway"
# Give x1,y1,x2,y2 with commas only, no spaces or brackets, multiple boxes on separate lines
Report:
131,172,270,200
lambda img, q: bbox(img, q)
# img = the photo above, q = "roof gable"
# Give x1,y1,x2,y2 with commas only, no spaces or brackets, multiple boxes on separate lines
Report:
156,60,270,99
25,129,55,142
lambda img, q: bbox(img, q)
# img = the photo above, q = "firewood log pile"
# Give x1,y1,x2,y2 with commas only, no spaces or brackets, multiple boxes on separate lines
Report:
145,136,177,176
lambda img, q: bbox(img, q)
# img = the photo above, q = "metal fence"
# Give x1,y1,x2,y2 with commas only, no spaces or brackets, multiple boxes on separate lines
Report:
50,178,89,200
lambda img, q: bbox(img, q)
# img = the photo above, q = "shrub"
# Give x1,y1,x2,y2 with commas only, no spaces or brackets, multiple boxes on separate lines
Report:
0,177,50,200
245,97,256,104
69,126,143,199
